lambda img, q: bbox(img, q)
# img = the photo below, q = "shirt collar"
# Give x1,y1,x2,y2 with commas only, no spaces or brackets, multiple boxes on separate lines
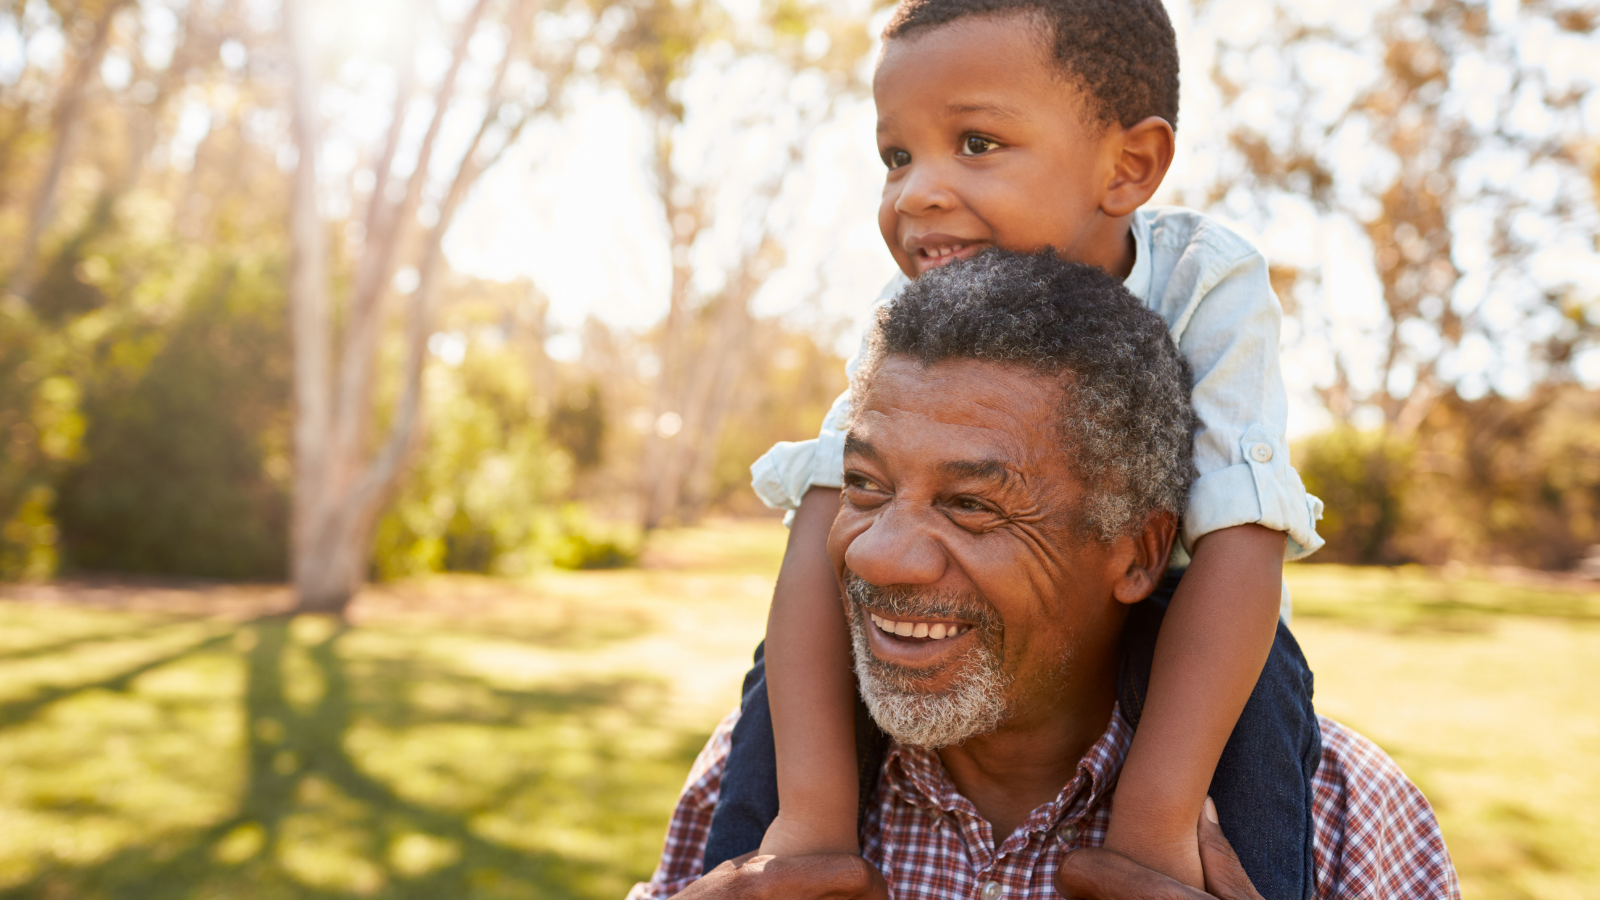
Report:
1122,210,1153,301
880,704,1133,835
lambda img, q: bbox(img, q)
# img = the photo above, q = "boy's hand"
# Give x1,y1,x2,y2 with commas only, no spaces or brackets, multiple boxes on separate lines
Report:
756,810,861,858
674,852,887,900
1055,799,1264,900
1097,811,1204,891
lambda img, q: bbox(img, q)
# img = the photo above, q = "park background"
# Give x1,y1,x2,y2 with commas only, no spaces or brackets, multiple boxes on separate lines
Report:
0,0,1598,896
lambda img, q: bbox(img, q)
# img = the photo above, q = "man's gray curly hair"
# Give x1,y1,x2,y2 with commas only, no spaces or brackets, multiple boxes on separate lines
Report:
855,249,1198,541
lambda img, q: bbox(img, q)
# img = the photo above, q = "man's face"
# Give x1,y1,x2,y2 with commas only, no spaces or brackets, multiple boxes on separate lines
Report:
829,356,1132,747
874,14,1120,280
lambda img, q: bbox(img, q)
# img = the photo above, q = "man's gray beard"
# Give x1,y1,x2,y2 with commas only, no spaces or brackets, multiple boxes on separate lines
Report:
845,575,1011,749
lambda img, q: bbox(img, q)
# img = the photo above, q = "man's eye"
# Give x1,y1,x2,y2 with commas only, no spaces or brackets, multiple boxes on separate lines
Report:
960,135,1000,156
846,473,886,493
952,496,990,513
884,148,911,169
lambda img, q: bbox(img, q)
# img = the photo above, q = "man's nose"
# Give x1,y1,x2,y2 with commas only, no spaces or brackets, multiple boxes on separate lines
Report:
843,501,948,587
893,161,955,216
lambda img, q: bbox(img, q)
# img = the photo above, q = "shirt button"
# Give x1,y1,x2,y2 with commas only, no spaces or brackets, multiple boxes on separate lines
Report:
1249,442,1274,463
1057,824,1080,844
981,881,1003,900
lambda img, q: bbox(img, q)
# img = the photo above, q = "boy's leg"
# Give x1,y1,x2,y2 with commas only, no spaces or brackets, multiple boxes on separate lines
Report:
1119,574,1322,900
703,642,892,873
703,643,780,871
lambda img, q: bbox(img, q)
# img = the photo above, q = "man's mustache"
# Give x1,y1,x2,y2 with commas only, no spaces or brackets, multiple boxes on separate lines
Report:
842,572,1002,635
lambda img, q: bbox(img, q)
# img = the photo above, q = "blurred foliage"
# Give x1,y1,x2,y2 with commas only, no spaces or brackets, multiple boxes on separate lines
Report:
0,306,73,580
548,383,606,473
701,326,849,516
55,258,292,579
1296,427,1415,565
0,0,1595,584
371,334,571,580
1296,385,1600,568
1195,0,1600,429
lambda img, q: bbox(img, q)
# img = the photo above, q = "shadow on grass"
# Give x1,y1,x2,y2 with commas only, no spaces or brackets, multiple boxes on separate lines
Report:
0,628,239,733
0,618,192,663
0,616,686,900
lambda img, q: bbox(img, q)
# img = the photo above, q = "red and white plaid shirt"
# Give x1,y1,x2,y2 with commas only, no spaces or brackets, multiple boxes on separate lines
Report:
627,707,1459,900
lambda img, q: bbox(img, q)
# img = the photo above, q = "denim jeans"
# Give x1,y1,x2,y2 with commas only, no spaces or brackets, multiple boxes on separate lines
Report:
702,571,1321,900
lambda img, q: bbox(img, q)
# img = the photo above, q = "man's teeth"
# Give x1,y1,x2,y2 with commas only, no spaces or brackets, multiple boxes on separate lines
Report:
923,245,965,258
869,613,968,640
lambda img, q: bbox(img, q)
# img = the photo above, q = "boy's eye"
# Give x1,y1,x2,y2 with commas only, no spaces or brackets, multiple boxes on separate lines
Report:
960,135,1000,156
884,148,911,170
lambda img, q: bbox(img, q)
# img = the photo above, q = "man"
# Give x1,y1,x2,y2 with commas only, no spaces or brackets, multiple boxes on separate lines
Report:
630,251,1459,900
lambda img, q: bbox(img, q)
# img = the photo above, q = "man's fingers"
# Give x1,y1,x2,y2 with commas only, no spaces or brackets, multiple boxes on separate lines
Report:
1195,799,1265,900
1054,847,1211,900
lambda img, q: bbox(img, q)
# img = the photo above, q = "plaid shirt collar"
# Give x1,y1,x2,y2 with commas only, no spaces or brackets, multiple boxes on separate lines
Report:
877,707,1132,859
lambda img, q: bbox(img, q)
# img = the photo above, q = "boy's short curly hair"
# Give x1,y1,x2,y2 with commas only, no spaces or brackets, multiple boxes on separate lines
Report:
855,249,1197,542
883,0,1180,131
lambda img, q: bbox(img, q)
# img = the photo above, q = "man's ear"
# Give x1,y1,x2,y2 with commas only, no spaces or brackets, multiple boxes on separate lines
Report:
1110,510,1177,605
1101,116,1175,219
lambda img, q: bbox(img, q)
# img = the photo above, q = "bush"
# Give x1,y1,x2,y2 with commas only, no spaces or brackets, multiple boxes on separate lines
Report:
0,303,77,580
371,340,574,579
53,260,291,579
1295,427,1414,565
544,505,639,570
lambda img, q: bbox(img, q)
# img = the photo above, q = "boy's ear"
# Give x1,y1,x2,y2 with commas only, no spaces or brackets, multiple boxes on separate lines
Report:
1110,509,1177,605
1101,116,1176,219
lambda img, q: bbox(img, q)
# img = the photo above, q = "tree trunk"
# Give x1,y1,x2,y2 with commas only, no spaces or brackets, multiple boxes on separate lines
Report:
285,0,545,614
284,0,338,609
5,0,134,302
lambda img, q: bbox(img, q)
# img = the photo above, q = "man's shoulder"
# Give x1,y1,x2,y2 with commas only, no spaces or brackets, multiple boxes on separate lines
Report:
1312,716,1461,899
1136,205,1264,268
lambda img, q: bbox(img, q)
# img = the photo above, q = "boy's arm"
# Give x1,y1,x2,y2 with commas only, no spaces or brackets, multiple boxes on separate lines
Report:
759,486,862,855
1101,523,1285,889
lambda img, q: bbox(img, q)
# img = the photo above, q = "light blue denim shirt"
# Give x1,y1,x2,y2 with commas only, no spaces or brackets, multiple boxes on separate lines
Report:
751,207,1325,580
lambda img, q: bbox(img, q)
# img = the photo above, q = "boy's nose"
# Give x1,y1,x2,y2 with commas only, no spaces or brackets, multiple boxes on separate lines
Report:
893,163,956,216
843,500,948,587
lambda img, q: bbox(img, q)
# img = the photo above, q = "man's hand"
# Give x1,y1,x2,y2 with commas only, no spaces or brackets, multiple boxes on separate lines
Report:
1054,800,1265,900
673,852,889,900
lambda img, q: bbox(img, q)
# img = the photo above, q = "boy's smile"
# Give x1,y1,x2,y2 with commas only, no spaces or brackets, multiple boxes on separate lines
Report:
874,14,1147,280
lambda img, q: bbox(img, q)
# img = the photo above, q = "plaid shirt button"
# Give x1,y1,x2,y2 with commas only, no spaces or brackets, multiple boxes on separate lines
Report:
1057,824,1079,844
981,880,1003,900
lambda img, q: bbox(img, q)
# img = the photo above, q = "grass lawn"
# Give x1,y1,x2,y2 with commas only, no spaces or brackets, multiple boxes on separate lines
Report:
0,520,1595,898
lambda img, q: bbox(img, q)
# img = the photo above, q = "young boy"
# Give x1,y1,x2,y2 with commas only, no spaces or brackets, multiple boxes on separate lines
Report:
705,1,1326,897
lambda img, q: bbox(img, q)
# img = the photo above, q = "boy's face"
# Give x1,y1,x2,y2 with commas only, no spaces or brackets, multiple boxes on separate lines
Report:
874,15,1125,279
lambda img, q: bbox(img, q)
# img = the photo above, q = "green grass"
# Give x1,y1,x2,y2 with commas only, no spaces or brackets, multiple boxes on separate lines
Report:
0,522,1595,898
1286,564,1600,899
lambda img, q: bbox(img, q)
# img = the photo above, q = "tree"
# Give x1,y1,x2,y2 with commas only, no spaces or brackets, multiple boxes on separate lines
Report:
1190,0,1600,433
283,0,571,612
3,0,136,304
601,0,872,529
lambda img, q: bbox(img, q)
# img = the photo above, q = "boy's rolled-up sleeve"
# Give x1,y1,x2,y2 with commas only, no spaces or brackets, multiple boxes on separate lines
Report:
1168,223,1324,560
749,388,853,514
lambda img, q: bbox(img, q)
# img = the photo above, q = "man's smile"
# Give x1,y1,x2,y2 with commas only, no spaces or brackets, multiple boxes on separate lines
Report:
857,601,986,671
868,612,971,640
